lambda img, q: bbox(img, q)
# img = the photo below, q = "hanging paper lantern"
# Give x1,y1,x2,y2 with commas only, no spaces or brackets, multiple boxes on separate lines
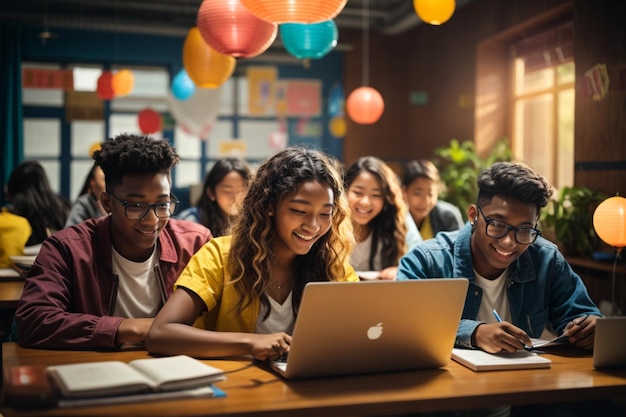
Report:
413,0,456,25
88,142,102,157
280,20,338,60
112,69,135,97
346,86,384,124
240,0,347,24
171,69,196,101
197,0,277,58
593,196,626,247
166,86,224,139
329,116,347,138
96,71,115,100
183,27,236,88
138,108,162,134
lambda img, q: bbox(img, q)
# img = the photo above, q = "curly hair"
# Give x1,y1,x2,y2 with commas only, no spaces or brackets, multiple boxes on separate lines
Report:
228,147,354,318
196,158,252,237
344,156,407,270
477,162,553,211
93,133,180,191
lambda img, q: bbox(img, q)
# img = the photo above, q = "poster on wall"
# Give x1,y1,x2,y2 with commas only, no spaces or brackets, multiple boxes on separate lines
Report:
284,80,321,117
247,66,277,116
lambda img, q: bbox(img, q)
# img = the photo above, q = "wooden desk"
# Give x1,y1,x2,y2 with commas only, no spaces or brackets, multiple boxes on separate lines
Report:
1,343,625,417
0,282,24,309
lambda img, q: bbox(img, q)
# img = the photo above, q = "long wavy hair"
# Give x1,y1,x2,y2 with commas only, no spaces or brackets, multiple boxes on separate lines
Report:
344,156,407,270
7,161,69,245
196,158,251,237
228,147,354,318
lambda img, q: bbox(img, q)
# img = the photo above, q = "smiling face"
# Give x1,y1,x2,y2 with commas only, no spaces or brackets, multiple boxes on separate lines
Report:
468,195,539,280
403,176,438,227
346,171,385,228
270,180,334,262
101,173,172,262
209,170,247,218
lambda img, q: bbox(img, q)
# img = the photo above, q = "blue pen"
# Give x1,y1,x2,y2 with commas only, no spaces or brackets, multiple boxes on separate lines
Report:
492,309,503,323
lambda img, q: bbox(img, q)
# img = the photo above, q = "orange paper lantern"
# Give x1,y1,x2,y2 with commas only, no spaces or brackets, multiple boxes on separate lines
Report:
183,27,236,88
240,0,347,24
96,71,115,100
197,0,277,58
112,69,135,97
593,196,626,247
413,0,456,25
138,108,162,134
346,86,384,124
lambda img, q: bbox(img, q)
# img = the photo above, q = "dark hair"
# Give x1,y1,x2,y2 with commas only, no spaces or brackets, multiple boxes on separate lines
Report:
402,159,441,187
477,162,553,211
196,158,251,237
344,156,407,270
77,162,101,198
6,161,69,245
92,133,180,192
228,147,354,318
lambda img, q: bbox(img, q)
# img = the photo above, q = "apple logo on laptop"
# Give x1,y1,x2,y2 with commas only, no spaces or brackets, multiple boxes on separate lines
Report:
367,323,383,340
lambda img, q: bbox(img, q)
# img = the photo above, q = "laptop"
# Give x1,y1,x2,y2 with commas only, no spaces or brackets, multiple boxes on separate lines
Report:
267,278,469,379
593,316,626,369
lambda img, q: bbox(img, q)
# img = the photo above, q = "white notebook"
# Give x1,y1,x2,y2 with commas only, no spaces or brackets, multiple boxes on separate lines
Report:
451,348,551,371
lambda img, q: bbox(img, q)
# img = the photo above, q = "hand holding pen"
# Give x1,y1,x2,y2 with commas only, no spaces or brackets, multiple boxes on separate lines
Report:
561,314,598,350
472,309,533,354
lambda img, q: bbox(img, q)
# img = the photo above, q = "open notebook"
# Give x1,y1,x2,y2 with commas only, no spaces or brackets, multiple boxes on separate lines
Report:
267,278,469,379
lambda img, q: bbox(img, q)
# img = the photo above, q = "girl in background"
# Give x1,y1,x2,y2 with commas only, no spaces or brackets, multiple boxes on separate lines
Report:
344,156,410,280
147,147,357,360
65,162,107,227
177,158,251,237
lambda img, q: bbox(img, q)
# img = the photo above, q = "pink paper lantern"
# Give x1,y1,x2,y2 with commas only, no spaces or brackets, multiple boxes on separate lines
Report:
346,86,384,124
197,0,277,58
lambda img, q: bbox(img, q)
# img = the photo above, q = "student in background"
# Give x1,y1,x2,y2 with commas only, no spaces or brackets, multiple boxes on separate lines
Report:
6,161,69,246
344,156,413,280
64,162,107,227
176,158,251,237
146,147,358,360
15,134,212,349
402,159,464,241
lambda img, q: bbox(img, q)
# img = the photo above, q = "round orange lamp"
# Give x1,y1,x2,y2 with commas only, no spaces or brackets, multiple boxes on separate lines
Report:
183,27,236,88
112,69,135,97
346,86,384,124
593,195,626,248
96,71,115,100
240,0,348,24
197,0,277,58
413,0,456,25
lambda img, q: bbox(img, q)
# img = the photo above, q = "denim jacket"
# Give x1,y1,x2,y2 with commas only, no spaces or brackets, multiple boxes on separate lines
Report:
397,223,602,348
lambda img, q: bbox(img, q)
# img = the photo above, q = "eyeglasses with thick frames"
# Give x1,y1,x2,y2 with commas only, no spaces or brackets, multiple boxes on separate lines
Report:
476,206,541,245
108,193,179,220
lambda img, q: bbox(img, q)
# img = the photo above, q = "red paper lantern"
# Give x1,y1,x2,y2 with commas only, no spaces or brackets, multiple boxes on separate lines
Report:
197,0,277,58
112,69,135,97
183,27,236,88
96,71,115,100
240,0,347,24
138,108,162,134
593,196,626,247
346,86,384,124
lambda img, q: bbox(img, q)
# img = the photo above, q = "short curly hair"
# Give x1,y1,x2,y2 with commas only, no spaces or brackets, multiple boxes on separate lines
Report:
93,133,180,191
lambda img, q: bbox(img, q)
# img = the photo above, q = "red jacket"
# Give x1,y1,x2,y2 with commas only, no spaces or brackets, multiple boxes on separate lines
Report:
15,216,212,349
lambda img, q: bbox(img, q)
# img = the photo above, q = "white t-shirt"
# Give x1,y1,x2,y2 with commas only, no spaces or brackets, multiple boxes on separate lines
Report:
474,269,511,324
255,292,295,335
112,247,163,318
350,232,382,271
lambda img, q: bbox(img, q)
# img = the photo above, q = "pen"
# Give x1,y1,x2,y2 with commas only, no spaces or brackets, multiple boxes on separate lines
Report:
492,309,503,323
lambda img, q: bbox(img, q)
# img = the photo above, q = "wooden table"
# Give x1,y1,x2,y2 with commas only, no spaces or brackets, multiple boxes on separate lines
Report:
1,343,625,416
0,281,24,309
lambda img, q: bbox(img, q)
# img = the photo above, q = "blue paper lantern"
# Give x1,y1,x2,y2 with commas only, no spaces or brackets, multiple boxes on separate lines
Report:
280,20,338,60
171,69,196,101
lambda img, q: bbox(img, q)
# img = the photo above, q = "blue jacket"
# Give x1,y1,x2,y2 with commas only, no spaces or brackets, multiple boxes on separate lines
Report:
397,223,602,348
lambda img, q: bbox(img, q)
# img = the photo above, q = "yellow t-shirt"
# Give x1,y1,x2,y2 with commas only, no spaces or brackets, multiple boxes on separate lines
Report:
174,235,358,332
420,215,434,240
0,210,32,268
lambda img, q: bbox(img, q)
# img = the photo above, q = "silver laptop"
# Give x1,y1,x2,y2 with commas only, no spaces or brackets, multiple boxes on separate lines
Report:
593,316,626,369
267,278,469,379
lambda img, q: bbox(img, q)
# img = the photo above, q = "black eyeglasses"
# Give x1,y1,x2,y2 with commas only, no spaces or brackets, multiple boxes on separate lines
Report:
476,207,541,245
108,193,179,220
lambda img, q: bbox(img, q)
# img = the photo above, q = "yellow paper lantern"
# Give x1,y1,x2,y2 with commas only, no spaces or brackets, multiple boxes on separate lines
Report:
593,196,626,248
183,27,236,88
413,0,456,25
112,69,135,97
240,0,347,24
329,116,347,138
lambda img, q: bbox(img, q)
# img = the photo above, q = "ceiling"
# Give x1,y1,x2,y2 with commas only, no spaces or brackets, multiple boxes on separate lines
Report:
1,0,473,40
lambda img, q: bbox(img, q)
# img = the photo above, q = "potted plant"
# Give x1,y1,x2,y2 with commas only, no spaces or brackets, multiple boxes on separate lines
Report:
540,186,607,257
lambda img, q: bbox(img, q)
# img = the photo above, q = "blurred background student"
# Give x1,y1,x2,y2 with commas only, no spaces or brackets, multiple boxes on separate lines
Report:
402,159,464,240
5,161,69,246
65,162,107,227
176,158,251,237
344,156,413,280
